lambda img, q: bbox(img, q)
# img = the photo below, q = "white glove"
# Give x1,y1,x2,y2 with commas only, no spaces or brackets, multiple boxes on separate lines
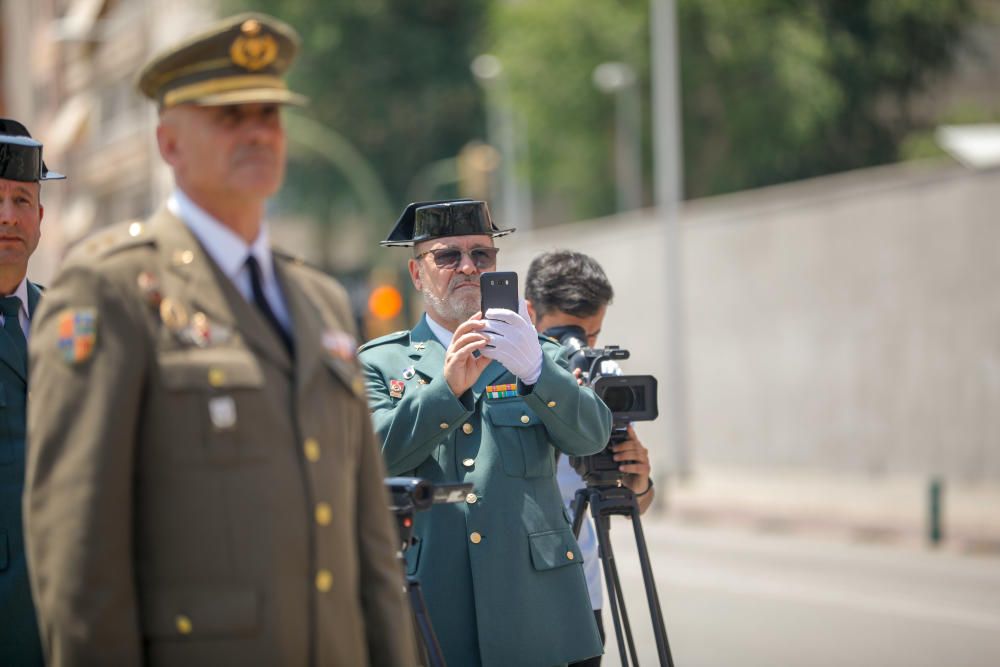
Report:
481,299,543,385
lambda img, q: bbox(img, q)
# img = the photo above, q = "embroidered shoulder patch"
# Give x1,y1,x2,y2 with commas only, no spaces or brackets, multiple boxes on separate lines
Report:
57,308,97,363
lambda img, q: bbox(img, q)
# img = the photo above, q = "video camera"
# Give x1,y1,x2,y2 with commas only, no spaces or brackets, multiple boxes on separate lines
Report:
544,325,658,487
385,477,473,551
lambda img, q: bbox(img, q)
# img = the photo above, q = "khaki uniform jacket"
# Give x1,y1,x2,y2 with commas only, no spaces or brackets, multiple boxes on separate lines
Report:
359,316,610,667
24,210,416,666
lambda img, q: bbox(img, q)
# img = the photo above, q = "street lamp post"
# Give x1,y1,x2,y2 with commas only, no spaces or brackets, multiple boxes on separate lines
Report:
471,54,532,230
651,0,690,478
593,61,643,213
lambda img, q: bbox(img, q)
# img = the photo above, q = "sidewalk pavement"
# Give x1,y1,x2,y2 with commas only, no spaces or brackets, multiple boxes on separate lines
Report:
649,466,1000,556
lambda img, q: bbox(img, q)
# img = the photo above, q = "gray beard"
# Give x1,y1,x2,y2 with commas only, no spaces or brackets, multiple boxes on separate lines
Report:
421,277,480,325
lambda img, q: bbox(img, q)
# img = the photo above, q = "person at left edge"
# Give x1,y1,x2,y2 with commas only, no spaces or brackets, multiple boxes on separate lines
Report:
23,13,416,667
0,118,64,667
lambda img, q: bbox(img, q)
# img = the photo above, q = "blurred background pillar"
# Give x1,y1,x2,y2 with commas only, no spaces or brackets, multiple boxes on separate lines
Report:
651,0,689,477
593,62,642,213
471,53,532,230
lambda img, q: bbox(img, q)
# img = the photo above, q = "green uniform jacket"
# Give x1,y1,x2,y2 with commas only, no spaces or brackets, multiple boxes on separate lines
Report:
0,280,44,666
359,315,611,667
24,210,416,667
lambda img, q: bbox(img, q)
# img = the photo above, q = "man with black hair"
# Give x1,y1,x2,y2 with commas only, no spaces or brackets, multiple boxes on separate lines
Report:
525,249,655,667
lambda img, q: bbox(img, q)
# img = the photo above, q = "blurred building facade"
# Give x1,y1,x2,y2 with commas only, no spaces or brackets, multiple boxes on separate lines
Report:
0,0,217,282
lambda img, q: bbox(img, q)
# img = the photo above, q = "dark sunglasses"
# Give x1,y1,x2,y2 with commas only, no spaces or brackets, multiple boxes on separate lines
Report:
417,247,499,270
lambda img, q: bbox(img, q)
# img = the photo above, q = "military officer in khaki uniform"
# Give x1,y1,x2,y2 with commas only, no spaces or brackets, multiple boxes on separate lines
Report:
359,200,611,667
23,14,416,666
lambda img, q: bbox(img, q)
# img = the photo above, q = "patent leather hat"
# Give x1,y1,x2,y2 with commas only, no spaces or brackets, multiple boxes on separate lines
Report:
0,118,66,182
380,199,514,247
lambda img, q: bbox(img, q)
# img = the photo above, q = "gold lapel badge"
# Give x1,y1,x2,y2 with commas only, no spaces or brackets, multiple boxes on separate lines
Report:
137,271,162,308
159,297,189,331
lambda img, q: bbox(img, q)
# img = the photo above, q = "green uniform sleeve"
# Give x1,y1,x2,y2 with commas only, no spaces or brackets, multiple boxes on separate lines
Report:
360,353,473,474
519,344,613,456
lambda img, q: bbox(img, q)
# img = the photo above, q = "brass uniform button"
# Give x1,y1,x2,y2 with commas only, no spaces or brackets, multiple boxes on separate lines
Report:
175,614,193,635
547,401,557,408
462,423,474,435
566,551,575,560
208,368,226,387
462,458,475,468
315,569,333,592
304,438,320,462
470,532,482,544
439,422,449,430
315,502,332,526
174,249,194,265
466,493,478,504
520,415,530,424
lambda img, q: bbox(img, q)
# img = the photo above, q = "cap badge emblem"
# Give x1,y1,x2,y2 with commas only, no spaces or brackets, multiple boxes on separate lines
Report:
230,33,278,71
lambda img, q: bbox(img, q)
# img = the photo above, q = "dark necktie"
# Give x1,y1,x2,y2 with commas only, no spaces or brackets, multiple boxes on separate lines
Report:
0,295,27,372
245,255,294,355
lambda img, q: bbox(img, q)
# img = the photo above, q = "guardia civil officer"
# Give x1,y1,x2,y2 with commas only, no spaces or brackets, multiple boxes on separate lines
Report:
0,119,64,667
358,200,611,667
24,14,416,666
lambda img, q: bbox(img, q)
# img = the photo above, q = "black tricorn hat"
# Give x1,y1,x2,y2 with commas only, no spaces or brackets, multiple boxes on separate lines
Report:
0,118,66,182
380,199,514,248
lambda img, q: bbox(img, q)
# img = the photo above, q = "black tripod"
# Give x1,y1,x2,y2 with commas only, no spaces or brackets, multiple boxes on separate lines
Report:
572,481,674,666
405,564,446,667
385,477,472,667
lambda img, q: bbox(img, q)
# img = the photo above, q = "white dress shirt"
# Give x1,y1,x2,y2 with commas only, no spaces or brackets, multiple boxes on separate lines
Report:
425,314,454,349
0,277,32,338
168,189,292,333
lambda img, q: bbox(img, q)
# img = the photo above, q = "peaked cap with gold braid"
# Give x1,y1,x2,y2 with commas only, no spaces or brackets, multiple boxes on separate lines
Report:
136,12,308,109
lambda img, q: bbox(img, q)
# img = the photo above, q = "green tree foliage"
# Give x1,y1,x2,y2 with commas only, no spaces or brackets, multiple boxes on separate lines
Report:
225,1,978,225
491,0,977,215
681,0,977,197
223,0,491,222
487,0,650,219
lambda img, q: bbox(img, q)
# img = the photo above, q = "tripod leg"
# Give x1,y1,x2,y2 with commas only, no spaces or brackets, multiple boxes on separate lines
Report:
630,515,675,667
594,511,631,667
571,487,589,539
594,503,641,666
408,577,447,667
606,541,640,666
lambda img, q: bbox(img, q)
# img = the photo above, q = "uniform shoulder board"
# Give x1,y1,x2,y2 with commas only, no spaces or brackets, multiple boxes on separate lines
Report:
273,248,326,274
70,220,154,261
358,329,411,353
540,333,561,348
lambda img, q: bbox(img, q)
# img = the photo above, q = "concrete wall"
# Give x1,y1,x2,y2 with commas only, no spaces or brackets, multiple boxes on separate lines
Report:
498,160,1000,482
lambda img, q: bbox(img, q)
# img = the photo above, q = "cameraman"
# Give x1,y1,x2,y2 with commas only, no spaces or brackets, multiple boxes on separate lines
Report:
525,250,655,666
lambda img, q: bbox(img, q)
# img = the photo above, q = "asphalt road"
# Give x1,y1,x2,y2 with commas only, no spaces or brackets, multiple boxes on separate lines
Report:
599,516,1000,667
